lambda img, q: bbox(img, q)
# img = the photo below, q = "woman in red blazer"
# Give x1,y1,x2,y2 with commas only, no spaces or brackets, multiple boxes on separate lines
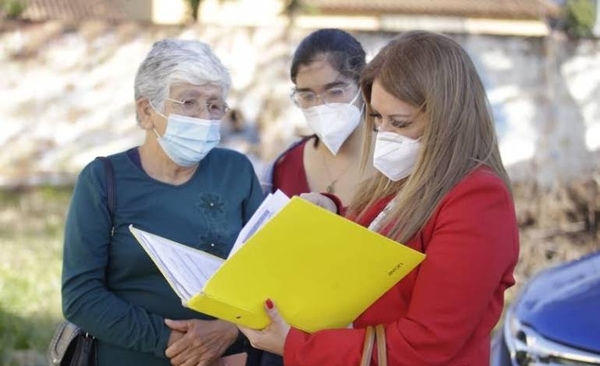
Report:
239,30,519,366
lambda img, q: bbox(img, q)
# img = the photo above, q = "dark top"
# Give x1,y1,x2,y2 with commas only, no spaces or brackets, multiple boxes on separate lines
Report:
62,148,264,366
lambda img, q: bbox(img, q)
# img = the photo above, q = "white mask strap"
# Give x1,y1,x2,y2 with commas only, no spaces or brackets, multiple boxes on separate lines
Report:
148,100,168,120
148,100,167,139
348,89,361,105
348,88,366,115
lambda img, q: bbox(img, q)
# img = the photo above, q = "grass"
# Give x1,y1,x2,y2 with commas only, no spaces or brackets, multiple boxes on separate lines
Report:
0,180,596,365
0,186,73,366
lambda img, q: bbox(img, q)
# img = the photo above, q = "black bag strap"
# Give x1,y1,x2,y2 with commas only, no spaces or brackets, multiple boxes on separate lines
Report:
95,157,116,231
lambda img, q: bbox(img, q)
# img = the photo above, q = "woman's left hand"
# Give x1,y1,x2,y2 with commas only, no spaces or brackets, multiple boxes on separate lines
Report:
299,193,337,213
237,299,291,356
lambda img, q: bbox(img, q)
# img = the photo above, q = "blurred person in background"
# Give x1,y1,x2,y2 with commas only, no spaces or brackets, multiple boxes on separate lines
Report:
261,28,375,207
240,30,519,366
61,38,262,366
219,108,263,174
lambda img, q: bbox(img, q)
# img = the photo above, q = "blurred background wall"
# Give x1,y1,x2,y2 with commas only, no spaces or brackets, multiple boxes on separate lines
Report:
0,0,598,188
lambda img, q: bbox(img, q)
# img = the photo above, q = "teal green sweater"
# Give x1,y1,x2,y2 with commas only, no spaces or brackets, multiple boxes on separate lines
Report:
62,148,264,366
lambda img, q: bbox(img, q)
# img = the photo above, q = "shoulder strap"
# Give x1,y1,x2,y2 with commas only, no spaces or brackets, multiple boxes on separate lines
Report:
360,326,375,366
375,324,388,366
95,157,116,226
359,325,387,366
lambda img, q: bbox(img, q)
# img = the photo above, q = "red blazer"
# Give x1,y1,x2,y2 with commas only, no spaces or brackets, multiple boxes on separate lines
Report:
283,167,519,366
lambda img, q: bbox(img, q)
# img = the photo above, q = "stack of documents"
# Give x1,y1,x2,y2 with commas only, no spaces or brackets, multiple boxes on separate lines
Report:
130,191,425,333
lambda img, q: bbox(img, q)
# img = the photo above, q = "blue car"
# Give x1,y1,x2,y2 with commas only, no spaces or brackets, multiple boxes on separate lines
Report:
491,250,600,365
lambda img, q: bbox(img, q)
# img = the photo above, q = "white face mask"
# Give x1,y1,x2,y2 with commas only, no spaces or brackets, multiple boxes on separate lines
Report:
373,131,421,181
151,107,221,167
301,92,362,155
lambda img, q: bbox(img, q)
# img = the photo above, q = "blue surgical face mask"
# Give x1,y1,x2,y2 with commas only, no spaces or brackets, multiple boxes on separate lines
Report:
151,105,221,167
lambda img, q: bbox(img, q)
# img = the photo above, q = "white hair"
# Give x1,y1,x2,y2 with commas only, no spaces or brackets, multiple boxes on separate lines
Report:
134,38,231,123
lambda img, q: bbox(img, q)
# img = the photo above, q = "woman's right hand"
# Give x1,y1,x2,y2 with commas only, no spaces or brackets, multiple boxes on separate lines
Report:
299,193,337,213
165,319,238,366
168,329,186,348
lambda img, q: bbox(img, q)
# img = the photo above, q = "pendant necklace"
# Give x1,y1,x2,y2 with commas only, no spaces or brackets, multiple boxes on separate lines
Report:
322,153,353,194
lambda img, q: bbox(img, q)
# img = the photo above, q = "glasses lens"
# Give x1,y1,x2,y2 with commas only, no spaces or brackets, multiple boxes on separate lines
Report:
292,92,316,108
323,87,348,104
291,84,355,108
180,100,199,114
168,98,229,119
207,101,229,118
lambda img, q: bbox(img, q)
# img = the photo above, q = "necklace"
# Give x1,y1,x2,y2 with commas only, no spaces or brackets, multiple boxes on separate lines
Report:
321,153,353,194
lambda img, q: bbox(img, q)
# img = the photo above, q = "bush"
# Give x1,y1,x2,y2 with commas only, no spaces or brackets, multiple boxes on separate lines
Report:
565,0,596,38
3,0,27,19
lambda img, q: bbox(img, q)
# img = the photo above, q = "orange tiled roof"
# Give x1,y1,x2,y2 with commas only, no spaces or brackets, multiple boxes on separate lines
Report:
302,0,561,20
23,0,125,21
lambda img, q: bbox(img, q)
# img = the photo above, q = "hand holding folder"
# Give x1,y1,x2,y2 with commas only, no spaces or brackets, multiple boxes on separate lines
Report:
130,191,425,333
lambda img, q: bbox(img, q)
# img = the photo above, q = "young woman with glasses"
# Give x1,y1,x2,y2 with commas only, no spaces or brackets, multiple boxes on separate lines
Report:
249,27,375,366
262,28,375,207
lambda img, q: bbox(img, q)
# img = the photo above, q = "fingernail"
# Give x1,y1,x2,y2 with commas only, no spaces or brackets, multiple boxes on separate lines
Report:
266,298,274,309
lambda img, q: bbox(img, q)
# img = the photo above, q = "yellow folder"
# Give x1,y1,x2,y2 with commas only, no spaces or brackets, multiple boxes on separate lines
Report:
131,197,425,333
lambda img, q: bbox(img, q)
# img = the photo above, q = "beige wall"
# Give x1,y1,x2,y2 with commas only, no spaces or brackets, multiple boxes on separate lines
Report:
115,0,188,24
199,0,287,27
153,0,188,24
108,0,598,36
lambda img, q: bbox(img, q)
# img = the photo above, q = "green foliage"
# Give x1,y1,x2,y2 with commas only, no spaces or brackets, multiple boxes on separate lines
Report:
0,188,69,365
565,0,597,38
283,0,301,17
2,0,27,19
281,0,318,17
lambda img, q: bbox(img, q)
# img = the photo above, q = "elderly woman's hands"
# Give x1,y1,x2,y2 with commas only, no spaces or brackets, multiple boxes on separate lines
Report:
165,318,238,366
237,300,291,356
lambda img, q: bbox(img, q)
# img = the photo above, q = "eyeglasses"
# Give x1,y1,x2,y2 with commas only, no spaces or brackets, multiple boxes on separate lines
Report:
166,98,230,119
290,84,357,108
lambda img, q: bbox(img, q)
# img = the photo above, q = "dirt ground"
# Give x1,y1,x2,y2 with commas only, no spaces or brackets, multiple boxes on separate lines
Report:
509,171,600,301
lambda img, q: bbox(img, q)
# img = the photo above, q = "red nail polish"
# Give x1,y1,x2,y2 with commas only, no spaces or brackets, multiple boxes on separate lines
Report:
266,299,274,309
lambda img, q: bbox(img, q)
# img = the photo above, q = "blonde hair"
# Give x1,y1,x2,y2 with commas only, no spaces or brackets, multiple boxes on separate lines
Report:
348,30,511,243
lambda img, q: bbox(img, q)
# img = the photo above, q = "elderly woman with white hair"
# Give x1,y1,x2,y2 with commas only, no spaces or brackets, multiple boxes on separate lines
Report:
61,39,263,366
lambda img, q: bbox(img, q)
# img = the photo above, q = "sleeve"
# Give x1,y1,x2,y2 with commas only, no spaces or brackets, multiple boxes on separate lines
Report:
243,158,267,224
258,137,306,196
258,159,275,196
61,160,171,358
320,192,346,216
283,175,519,366
223,156,266,356
269,137,312,196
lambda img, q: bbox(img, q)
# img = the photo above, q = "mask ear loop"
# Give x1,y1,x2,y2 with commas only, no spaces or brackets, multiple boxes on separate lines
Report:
384,179,393,191
148,100,167,139
351,89,367,129
148,100,168,119
348,88,361,106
